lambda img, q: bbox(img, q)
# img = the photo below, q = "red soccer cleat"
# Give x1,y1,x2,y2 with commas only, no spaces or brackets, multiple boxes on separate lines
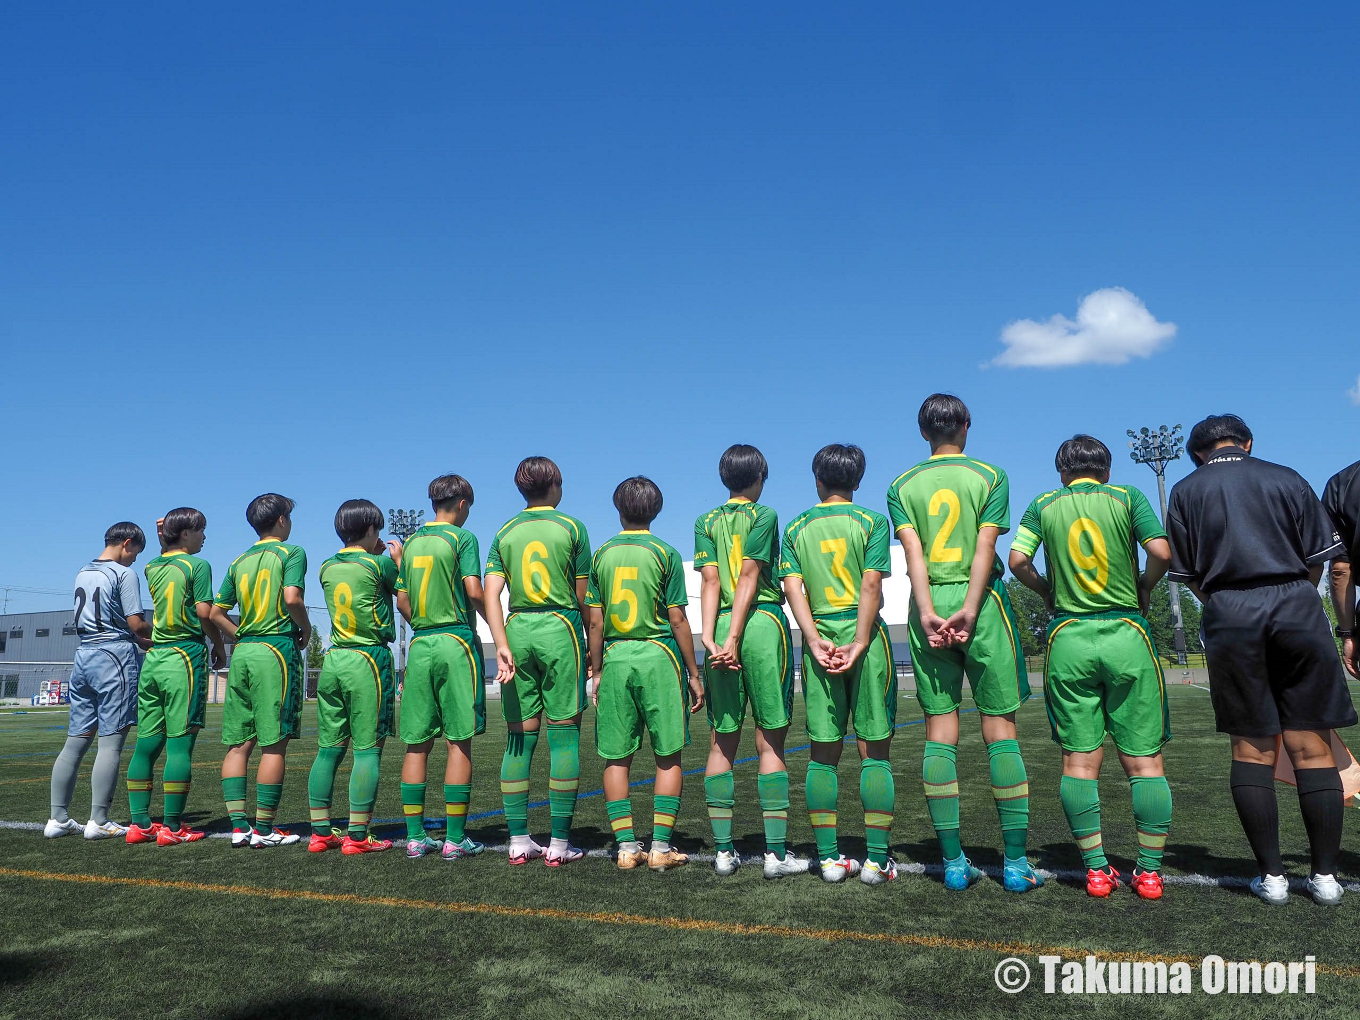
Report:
308,831,344,853
157,825,206,846
341,834,393,855
125,823,165,845
1131,868,1164,900
1086,865,1122,898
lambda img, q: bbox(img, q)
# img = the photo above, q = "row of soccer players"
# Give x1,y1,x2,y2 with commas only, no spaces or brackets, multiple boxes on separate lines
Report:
57,393,1179,897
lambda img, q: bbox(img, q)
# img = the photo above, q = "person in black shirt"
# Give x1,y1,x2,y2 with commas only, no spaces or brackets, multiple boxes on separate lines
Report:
1323,460,1360,681
1167,414,1354,906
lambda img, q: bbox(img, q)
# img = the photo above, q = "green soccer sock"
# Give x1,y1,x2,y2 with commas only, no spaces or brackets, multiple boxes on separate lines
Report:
255,782,283,832
987,738,1030,860
126,734,165,828
445,783,471,843
546,723,580,841
606,797,635,845
923,741,962,860
348,747,382,841
308,746,346,837
500,728,539,838
704,770,736,853
1129,775,1173,873
222,775,249,832
860,758,895,868
162,735,194,831
1060,775,1107,869
758,771,790,858
401,781,427,840
652,793,681,846
806,761,840,861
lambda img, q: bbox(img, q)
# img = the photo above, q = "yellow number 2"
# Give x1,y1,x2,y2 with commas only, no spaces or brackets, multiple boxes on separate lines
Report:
819,537,856,609
609,566,639,632
928,489,963,563
333,582,357,641
523,541,552,604
410,556,434,617
1067,517,1110,594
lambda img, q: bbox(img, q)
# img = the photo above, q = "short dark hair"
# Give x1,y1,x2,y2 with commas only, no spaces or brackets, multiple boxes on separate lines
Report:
718,444,768,492
613,476,663,525
429,474,474,512
812,444,866,490
1187,414,1253,462
514,457,562,503
1055,435,1112,478
917,393,971,441
334,499,384,545
160,507,207,547
104,521,145,550
246,493,295,536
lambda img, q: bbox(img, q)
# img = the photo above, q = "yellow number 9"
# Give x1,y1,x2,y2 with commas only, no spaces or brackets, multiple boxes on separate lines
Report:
333,582,357,641
523,541,552,604
1067,517,1109,594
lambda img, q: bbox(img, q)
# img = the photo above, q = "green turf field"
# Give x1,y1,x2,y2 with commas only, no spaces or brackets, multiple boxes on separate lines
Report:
2,685,1358,1019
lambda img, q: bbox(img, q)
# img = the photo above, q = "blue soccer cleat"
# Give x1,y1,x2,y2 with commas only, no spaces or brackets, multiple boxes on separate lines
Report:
943,853,983,890
1003,855,1045,893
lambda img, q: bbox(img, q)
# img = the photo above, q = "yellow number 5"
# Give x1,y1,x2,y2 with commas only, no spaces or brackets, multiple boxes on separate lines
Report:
1067,517,1110,594
819,537,856,608
610,567,639,632
523,541,552,604
928,489,963,563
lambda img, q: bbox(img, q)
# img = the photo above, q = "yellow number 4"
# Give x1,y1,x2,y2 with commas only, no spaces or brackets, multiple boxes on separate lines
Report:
610,566,639,632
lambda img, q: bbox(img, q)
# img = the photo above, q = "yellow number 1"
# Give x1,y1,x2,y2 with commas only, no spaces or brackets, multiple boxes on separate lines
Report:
162,580,177,629
727,533,744,589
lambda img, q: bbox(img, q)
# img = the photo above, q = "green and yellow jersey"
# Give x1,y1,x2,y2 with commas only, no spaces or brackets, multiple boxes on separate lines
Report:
692,498,783,609
319,548,399,647
1011,479,1167,616
778,502,892,616
886,454,1010,585
484,507,591,612
586,531,688,641
214,537,308,638
396,521,481,631
145,551,214,643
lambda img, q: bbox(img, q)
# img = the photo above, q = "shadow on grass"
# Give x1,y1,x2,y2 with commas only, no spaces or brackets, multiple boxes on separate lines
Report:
0,951,55,988
213,996,403,1020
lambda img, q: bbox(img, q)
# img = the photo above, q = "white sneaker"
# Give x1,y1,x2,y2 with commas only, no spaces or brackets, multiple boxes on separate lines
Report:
44,818,82,838
232,829,254,848
250,827,301,848
508,837,546,866
1250,873,1290,905
714,849,741,876
763,852,810,879
83,820,128,840
860,858,898,886
819,855,862,883
1308,873,1344,906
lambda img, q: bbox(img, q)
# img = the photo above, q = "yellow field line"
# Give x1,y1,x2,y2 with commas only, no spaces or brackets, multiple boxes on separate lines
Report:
0,865,1355,977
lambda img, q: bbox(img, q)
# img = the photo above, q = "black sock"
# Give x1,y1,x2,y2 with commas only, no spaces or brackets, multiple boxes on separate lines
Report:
1295,767,1345,876
1230,760,1283,876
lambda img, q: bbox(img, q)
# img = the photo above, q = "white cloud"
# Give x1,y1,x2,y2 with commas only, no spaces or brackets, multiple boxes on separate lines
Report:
991,287,1176,368
1348,376,1360,406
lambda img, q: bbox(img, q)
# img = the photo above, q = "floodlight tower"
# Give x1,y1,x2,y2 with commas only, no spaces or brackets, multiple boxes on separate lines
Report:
387,508,424,675
1127,424,1188,666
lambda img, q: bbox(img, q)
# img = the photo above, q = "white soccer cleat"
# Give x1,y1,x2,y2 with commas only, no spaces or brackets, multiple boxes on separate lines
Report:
762,852,810,879
250,827,302,848
44,818,83,839
819,855,862,883
1250,873,1290,905
1308,873,1344,906
860,858,898,886
83,820,128,840
713,849,741,876
231,829,254,848
508,837,546,866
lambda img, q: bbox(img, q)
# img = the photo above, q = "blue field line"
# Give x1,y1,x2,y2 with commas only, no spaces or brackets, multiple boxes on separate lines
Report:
370,706,981,831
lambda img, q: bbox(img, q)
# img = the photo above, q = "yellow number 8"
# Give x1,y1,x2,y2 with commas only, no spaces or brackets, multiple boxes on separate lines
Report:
1067,517,1110,595
523,541,552,604
333,582,357,640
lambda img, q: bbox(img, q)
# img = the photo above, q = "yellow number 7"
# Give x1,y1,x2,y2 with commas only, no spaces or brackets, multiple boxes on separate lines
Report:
610,567,639,632
411,555,434,617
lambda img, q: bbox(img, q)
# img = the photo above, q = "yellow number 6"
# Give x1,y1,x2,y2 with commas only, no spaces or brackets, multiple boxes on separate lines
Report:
523,541,552,604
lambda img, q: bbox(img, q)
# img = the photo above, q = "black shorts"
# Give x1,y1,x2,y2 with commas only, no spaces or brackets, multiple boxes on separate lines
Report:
1202,579,1357,737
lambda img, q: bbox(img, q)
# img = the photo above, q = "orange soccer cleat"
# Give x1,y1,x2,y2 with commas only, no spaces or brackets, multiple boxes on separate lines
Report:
156,825,206,846
125,823,165,845
341,834,393,855
1131,868,1164,900
1085,865,1122,898
308,830,344,853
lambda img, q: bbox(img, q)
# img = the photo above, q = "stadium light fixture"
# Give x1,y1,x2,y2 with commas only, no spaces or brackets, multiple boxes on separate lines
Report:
1127,424,1188,666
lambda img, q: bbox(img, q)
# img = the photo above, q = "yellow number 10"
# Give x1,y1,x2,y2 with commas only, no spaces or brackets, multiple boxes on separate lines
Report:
1067,517,1110,594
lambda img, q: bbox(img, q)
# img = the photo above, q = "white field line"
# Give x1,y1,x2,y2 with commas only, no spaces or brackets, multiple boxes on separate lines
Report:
5,818,1356,895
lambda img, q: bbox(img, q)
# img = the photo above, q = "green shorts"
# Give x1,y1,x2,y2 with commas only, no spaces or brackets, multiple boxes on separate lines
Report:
1044,612,1171,756
399,625,486,743
705,603,795,734
909,578,1029,716
221,636,304,746
802,611,896,743
138,640,209,739
503,608,588,724
595,638,690,759
317,645,396,750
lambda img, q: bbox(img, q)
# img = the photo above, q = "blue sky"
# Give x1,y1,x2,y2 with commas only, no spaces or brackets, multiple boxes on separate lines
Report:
2,3,1356,616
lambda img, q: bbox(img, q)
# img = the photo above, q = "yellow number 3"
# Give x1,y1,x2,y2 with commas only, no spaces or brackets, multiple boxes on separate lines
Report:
1067,517,1110,594
819,537,856,608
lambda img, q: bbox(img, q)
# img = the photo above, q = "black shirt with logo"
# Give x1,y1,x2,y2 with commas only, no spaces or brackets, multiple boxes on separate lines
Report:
1322,459,1360,565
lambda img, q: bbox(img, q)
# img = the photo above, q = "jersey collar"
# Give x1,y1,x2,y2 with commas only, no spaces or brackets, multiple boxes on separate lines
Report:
254,536,283,545
1205,446,1249,464
339,545,367,553
620,529,651,535
726,496,753,504
526,506,555,511
1068,477,1103,487
163,550,189,557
